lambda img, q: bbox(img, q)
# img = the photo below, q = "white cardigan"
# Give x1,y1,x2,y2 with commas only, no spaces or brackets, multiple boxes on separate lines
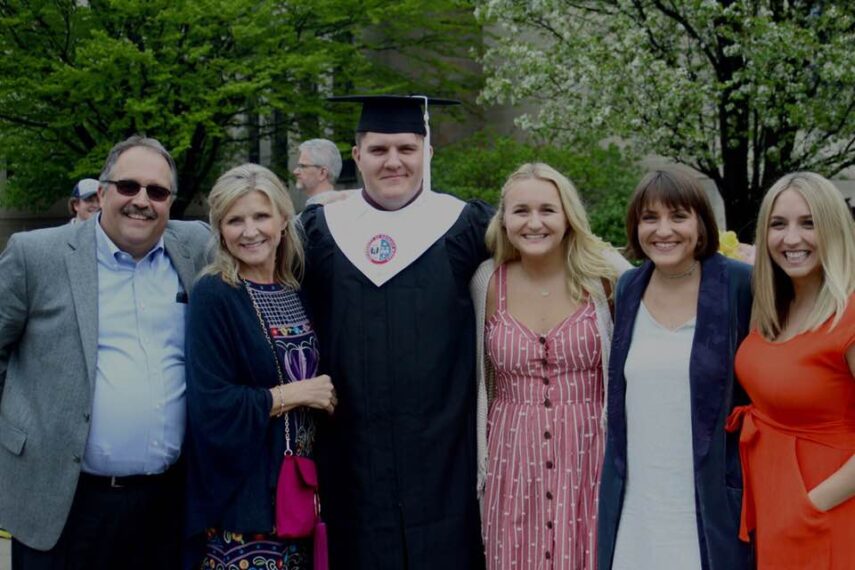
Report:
469,250,631,499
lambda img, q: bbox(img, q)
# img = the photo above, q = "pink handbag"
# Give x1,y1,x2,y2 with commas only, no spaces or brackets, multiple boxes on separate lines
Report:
275,455,319,538
274,454,329,570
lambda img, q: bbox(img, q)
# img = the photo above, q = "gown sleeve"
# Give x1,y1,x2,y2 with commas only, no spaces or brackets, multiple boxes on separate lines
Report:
298,204,334,283
445,199,494,283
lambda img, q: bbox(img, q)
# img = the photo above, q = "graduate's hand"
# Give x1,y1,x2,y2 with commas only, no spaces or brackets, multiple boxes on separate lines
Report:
286,374,337,414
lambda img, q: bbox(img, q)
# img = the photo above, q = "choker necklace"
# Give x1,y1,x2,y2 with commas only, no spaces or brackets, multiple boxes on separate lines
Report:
658,260,699,280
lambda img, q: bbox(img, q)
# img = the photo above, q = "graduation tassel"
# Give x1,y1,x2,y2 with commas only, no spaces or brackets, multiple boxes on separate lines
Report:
418,95,431,194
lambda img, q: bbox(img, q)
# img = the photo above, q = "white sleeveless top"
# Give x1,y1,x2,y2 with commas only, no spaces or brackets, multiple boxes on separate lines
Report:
612,302,702,570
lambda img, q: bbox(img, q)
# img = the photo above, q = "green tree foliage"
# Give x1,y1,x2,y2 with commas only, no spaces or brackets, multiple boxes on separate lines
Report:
477,1,855,238
433,131,640,245
0,0,480,216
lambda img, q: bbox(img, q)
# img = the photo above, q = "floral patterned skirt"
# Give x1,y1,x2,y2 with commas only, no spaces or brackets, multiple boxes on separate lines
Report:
201,529,311,570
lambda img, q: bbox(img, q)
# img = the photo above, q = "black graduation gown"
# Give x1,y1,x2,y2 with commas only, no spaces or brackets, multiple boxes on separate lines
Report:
301,199,492,570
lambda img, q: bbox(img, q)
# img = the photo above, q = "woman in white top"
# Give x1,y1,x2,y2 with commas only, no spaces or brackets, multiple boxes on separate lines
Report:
597,168,754,570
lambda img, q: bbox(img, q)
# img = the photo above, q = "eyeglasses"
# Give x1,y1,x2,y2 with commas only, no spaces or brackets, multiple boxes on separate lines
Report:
104,179,172,202
295,163,322,171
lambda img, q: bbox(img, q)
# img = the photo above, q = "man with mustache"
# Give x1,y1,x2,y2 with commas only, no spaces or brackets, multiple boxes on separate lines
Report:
0,136,210,569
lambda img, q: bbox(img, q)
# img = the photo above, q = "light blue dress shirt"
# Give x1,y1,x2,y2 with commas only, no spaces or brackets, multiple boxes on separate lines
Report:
82,219,187,476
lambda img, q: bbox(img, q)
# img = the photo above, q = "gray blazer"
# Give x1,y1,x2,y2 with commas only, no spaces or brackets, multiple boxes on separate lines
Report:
0,216,210,550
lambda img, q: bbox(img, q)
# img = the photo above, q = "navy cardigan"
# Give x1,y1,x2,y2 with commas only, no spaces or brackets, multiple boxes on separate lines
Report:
597,254,754,570
184,275,311,539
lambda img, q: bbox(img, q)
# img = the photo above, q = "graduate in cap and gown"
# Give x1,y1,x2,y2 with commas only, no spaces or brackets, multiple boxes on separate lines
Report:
300,95,492,569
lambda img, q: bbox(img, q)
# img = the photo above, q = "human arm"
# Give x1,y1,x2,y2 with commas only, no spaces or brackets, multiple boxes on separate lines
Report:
737,243,756,265
269,374,336,416
186,277,277,460
312,190,355,206
485,272,497,321
468,258,496,498
808,454,855,512
184,275,287,529
0,235,29,405
806,344,855,511
848,341,855,382
604,246,633,275
449,200,494,282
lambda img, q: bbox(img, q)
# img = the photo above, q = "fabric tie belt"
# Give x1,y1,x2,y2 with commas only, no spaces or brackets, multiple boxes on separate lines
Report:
725,405,855,540
726,405,855,448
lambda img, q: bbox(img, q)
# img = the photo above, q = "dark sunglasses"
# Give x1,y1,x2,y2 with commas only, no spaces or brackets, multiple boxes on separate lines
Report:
104,179,172,202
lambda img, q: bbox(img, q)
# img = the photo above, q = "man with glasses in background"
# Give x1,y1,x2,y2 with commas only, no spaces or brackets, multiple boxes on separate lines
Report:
293,138,343,208
0,136,209,569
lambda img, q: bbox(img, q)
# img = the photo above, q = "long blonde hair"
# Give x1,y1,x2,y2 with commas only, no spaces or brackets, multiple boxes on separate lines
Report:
202,163,303,288
485,162,619,302
752,171,855,339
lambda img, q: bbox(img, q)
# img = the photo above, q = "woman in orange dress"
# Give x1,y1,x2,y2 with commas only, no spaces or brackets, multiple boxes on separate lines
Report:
729,172,855,569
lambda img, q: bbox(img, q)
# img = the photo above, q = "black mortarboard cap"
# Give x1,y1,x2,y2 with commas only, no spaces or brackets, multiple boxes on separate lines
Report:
328,95,460,135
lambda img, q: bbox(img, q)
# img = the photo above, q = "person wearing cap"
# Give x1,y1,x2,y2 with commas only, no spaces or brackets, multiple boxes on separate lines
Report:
0,136,210,568
293,138,343,208
68,178,101,223
300,95,492,569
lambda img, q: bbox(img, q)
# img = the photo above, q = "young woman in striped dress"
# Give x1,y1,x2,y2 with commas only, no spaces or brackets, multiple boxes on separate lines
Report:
472,163,629,569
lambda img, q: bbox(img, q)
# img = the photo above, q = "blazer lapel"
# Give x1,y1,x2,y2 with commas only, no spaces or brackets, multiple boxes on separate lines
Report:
163,224,195,293
689,254,730,468
65,219,99,386
608,261,653,477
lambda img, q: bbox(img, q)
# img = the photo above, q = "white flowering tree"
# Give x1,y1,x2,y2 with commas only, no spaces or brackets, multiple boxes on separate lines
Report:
477,1,855,237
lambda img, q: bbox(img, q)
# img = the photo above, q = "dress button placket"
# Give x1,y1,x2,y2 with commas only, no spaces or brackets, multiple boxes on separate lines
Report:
541,335,556,560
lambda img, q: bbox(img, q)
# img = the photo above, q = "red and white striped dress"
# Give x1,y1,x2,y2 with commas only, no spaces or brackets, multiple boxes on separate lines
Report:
483,264,604,570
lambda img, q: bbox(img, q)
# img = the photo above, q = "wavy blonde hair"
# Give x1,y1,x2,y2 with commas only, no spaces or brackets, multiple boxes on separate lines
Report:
752,171,855,339
485,162,620,302
202,163,303,288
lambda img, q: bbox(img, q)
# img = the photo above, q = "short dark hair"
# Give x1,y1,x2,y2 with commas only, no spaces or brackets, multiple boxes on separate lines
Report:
624,168,720,261
99,135,178,193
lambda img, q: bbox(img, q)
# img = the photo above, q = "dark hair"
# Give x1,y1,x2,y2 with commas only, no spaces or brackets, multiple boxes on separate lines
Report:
99,135,178,193
624,168,720,261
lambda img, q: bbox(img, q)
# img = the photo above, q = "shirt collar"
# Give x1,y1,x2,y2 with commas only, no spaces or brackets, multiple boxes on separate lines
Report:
95,213,165,267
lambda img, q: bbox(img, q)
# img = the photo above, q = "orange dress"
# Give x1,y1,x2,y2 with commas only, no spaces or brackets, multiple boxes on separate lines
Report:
730,296,855,569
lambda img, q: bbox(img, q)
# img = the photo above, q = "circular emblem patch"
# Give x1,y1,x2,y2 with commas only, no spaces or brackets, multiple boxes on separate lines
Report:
366,234,397,264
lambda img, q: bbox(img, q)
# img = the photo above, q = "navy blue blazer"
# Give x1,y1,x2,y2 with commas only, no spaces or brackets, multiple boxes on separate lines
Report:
597,253,754,570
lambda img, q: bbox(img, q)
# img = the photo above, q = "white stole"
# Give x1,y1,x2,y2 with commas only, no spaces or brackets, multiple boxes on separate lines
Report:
324,190,465,287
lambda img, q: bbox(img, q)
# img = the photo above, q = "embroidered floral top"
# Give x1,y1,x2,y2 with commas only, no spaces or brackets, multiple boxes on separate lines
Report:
246,280,319,456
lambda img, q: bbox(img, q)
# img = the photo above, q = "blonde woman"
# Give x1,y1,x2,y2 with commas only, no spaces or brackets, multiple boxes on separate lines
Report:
471,163,629,569
184,164,335,569
728,172,855,569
